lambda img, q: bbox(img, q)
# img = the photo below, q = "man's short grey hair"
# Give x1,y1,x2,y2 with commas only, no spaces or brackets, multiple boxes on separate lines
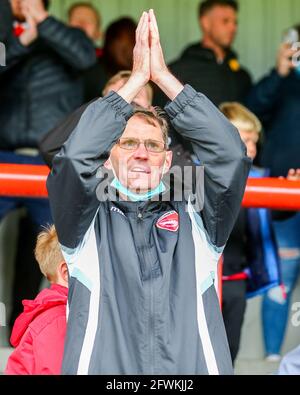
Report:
132,106,169,147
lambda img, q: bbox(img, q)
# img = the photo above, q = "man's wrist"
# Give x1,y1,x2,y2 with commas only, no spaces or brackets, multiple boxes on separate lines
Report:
151,70,170,86
117,75,147,104
154,72,184,101
276,66,290,78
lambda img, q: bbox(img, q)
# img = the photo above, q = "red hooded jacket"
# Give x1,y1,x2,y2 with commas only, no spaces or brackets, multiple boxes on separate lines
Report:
5,284,68,375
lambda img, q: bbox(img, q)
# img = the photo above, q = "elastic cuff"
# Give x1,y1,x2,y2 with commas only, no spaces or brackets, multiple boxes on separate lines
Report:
104,91,134,121
12,36,31,54
164,84,199,120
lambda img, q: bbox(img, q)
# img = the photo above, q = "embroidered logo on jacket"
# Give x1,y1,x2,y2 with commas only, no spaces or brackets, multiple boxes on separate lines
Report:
156,211,179,232
111,206,125,216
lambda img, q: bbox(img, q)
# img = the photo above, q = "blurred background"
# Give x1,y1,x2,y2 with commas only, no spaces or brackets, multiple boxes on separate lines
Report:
49,0,300,81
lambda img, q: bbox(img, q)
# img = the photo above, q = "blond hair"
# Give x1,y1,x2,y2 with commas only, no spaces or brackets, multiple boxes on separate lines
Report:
102,70,154,104
34,225,64,282
219,102,262,134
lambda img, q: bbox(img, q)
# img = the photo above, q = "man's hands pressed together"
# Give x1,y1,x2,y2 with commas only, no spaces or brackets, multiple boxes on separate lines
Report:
118,10,184,104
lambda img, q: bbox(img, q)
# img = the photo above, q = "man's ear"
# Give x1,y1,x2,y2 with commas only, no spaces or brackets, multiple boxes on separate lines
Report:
57,261,69,285
199,15,209,33
163,151,173,174
61,262,69,283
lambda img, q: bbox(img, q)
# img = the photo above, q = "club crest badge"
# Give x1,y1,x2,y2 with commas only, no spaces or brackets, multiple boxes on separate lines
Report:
156,211,179,232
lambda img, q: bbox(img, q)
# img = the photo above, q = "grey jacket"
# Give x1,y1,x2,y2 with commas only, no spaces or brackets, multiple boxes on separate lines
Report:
47,85,251,375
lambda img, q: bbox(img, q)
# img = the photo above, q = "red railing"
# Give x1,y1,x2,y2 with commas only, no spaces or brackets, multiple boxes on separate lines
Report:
1,164,300,210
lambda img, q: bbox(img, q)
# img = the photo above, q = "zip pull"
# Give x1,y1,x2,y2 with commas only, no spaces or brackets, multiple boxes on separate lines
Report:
137,212,143,220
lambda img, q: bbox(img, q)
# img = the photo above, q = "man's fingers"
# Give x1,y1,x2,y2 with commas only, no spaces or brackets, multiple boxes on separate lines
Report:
149,9,159,36
135,13,143,41
136,12,146,42
140,12,149,42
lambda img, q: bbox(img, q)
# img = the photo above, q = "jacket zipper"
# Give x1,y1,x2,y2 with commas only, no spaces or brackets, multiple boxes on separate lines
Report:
136,208,155,374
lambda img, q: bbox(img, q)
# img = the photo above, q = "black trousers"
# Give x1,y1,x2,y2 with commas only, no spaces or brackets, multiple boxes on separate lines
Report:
222,280,247,363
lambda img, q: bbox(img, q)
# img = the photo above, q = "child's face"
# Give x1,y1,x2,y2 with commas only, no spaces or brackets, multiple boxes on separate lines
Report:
238,130,259,160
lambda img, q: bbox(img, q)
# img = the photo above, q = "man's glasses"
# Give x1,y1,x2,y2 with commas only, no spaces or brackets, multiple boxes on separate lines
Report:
117,138,166,153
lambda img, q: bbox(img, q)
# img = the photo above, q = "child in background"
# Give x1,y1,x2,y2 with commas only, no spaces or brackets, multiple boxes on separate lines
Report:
219,102,300,363
5,225,68,375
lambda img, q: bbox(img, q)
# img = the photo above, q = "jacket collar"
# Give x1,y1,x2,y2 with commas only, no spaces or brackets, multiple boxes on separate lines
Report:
180,42,238,63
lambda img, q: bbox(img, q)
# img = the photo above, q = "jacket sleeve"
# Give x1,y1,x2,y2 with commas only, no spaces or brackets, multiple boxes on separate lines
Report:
0,0,32,74
0,0,12,42
47,92,133,249
38,100,97,168
0,36,32,75
5,330,34,375
165,85,252,248
37,16,96,70
246,69,284,120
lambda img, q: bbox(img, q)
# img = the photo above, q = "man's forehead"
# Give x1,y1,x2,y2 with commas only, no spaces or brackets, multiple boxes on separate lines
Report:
71,6,99,21
122,115,163,137
208,5,237,18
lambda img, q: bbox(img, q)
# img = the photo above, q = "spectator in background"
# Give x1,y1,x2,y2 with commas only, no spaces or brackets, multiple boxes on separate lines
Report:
219,102,280,363
246,24,300,362
68,2,106,102
39,68,193,172
67,11,137,103
68,2,102,43
220,102,300,363
5,226,68,375
155,0,252,108
103,17,136,76
0,0,95,335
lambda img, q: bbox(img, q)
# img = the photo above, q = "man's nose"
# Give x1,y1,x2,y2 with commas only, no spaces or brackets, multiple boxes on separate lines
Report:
133,142,149,160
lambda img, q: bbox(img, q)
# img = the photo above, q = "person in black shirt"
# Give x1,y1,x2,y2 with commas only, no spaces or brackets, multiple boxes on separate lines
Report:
68,2,105,102
155,0,252,107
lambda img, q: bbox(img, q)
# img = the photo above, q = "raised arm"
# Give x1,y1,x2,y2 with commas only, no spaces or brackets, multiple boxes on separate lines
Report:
0,0,95,74
165,87,251,248
0,1,33,74
0,0,12,42
47,94,133,249
37,17,96,70
148,10,251,248
246,43,297,119
47,12,151,250
22,0,96,70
